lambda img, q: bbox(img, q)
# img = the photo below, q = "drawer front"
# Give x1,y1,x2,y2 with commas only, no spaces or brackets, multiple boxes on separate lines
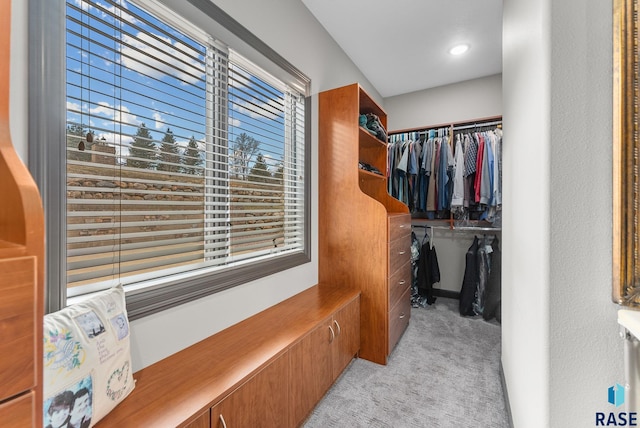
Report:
389,235,411,275
388,260,411,309
0,257,36,401
388,287,411,355
388,214,411,243
0,391,34,428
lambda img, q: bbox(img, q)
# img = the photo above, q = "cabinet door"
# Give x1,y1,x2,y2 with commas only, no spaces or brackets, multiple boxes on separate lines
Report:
332,297,361,380
211,353,289,428
185,409,210,428
289,319,333,427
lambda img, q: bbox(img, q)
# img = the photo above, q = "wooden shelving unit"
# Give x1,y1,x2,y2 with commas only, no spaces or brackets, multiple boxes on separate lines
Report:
319,83,411,365
0,1,45,426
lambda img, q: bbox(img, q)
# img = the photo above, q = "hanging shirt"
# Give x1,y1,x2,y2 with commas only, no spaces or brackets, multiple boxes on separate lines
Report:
427,138,439,211
474,133,485,204
480,132,493,206
451,134,465,207
493,129,502,206
464,133,478,177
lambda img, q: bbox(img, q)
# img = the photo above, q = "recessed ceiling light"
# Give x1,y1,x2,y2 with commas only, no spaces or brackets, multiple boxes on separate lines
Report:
449,44,469,56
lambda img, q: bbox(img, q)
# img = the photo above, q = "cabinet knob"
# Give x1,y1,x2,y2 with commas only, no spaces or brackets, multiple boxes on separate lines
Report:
398,250,406,255
329,325,335,343
219,414,228,428
399,279,405,285
399,313,406,319
333,319,341,337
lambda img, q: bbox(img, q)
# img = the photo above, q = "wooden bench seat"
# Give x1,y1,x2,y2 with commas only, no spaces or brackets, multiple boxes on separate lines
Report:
96,284,360,427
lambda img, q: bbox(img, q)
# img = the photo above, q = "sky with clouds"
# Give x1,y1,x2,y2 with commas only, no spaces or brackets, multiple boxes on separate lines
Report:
67,0,288,170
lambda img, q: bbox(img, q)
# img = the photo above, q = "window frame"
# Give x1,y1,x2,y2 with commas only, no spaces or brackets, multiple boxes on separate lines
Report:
29,0,311,319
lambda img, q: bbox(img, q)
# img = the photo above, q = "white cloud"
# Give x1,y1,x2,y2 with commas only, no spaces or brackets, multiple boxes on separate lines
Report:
262,154,279,170
74,0,138,25
232,98,283,122
153,112,165,130
120,32,205,85
67,101,82,113
89,101,139,127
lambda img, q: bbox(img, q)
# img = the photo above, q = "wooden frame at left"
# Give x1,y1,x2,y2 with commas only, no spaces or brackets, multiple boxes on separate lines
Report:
613,0,640,306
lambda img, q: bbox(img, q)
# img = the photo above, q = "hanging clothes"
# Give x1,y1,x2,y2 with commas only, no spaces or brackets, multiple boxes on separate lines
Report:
388,124,502,225
473,236,491,316
416,235,440,305
459,236,479,316
451,134,465,208
474,133,485,204
483,236,501,321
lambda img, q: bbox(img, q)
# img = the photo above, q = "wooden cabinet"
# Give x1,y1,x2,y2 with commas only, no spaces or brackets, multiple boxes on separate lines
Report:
0,2,45,426
331,297,361,378
185,410,211,428
289,296,360,427
387,214,412,354
211,353,289,428
319,83,411,365
97,286,359,428
289,320,333,427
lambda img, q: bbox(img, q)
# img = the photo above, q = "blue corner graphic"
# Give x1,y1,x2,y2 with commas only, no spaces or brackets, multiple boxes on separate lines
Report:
608,383,626,407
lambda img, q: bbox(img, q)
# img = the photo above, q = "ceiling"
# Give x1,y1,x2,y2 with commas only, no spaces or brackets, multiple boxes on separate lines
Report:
301,0,503,98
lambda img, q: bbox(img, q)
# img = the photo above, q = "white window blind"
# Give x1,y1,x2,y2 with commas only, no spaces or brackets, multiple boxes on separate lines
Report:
64,0,307,299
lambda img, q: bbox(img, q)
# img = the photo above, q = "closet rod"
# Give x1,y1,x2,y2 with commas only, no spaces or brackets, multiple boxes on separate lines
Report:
389,115,502,136
453,120,502,131
388,120,502,138
411,224,501,232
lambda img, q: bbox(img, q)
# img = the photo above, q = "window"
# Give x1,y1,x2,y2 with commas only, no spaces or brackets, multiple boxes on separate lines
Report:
30,0,310,318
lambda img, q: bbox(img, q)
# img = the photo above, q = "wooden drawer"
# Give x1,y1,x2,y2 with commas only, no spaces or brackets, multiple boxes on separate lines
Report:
389,235,411,274
0,257,36,402
388,260,411,309
388,214,411,243
0,391,34,428
388,287,411,355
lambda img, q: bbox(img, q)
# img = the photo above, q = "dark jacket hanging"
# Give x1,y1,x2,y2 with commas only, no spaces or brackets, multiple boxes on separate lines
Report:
416,241,439,305
459,236,479,316
483,236,502,321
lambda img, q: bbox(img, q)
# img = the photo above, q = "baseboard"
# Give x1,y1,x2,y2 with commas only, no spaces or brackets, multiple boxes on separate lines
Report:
500,360,515,428
432,288,460,300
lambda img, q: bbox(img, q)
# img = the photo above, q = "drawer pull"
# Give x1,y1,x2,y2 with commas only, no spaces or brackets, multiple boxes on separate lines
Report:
398,250,406,255
399,313,406,319
399,280,406,285
329,325,335,343
219,414,228,428
333,319,341,336
400,224,407,228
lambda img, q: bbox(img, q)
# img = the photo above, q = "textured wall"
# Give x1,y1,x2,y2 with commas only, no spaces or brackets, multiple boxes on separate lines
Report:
502,0,622,426
385,74,502,132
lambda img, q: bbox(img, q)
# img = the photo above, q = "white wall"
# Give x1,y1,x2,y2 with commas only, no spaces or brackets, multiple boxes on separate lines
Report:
548,0,621,425
384,76,503,294
9,0,27,163
9,0,381,371
385,74,502,132
502,0,551,424
503,0,622,426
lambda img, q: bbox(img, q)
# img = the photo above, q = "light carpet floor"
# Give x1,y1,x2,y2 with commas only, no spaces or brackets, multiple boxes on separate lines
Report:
303,298,509,428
